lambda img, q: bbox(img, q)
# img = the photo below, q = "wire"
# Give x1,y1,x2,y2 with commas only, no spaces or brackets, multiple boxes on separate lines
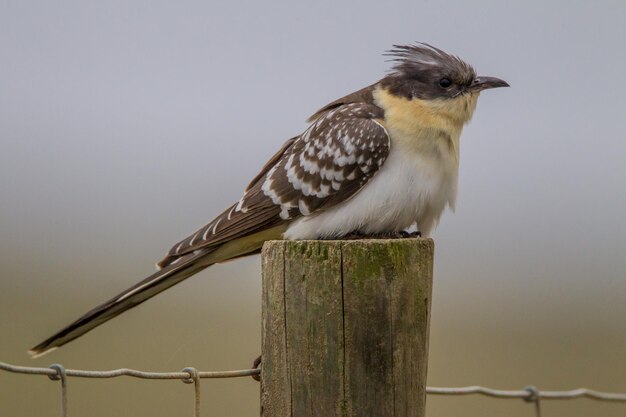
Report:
2,360,626,417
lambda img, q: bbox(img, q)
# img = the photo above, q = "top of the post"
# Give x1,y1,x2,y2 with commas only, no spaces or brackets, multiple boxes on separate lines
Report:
262,238,434,256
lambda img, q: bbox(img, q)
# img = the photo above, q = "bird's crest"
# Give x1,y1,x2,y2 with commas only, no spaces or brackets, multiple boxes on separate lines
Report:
385,43,476,83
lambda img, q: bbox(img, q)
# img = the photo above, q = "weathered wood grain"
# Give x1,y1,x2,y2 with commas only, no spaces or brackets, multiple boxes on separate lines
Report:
261,239,434,417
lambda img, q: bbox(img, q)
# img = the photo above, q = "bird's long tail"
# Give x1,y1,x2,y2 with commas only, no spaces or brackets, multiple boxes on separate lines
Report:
28,249,216,358
29,224,284,357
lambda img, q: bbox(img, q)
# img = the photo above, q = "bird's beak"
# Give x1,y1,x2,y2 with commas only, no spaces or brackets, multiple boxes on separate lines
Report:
469,76,509,92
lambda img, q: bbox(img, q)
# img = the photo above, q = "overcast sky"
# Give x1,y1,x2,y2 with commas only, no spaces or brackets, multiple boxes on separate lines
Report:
1,1,625,416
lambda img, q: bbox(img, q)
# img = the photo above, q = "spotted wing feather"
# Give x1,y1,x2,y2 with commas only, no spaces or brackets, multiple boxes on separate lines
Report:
159,103,390,268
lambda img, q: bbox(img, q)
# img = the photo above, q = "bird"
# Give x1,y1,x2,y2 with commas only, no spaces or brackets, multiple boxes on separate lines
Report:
29,43,508,357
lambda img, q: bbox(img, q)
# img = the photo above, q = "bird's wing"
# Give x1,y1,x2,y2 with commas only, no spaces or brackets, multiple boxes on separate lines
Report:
158,102,390,267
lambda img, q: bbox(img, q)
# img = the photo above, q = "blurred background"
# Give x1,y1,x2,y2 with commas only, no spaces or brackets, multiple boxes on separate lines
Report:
1,1,625,416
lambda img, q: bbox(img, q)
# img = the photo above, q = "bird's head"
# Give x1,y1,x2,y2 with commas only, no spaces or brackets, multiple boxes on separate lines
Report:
380,43,508,125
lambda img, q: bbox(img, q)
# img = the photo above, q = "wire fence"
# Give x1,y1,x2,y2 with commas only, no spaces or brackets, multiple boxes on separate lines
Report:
2,360,626,417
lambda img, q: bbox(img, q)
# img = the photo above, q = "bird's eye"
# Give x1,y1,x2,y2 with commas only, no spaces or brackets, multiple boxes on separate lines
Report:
439,78,452,88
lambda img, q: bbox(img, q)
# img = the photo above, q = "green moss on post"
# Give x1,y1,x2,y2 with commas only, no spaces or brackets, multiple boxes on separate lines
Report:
261,239,434,417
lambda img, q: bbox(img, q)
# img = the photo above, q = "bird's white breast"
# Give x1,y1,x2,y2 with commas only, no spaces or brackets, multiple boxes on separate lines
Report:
284,138,458,239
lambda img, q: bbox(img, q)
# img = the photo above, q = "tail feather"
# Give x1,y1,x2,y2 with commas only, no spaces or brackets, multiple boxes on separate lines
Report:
28,226,286,357
28,249,213,357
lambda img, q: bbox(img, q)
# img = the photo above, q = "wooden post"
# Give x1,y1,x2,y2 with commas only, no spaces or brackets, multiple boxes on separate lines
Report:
261,239,434,417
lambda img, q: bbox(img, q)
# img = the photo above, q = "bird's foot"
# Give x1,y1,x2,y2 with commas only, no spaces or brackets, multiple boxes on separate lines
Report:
398,230,422,238
341,230,421,240
341,231,369,240
251,355,261,382
370,230,422,239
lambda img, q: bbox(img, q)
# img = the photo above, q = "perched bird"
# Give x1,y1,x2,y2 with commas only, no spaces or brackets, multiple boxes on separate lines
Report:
30,43,508,357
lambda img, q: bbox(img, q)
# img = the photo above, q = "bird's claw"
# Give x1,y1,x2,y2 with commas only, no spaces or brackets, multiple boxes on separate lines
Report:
334,230,421,240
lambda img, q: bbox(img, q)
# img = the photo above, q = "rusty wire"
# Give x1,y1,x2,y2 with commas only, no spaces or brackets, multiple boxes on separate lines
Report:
2,360,626,417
